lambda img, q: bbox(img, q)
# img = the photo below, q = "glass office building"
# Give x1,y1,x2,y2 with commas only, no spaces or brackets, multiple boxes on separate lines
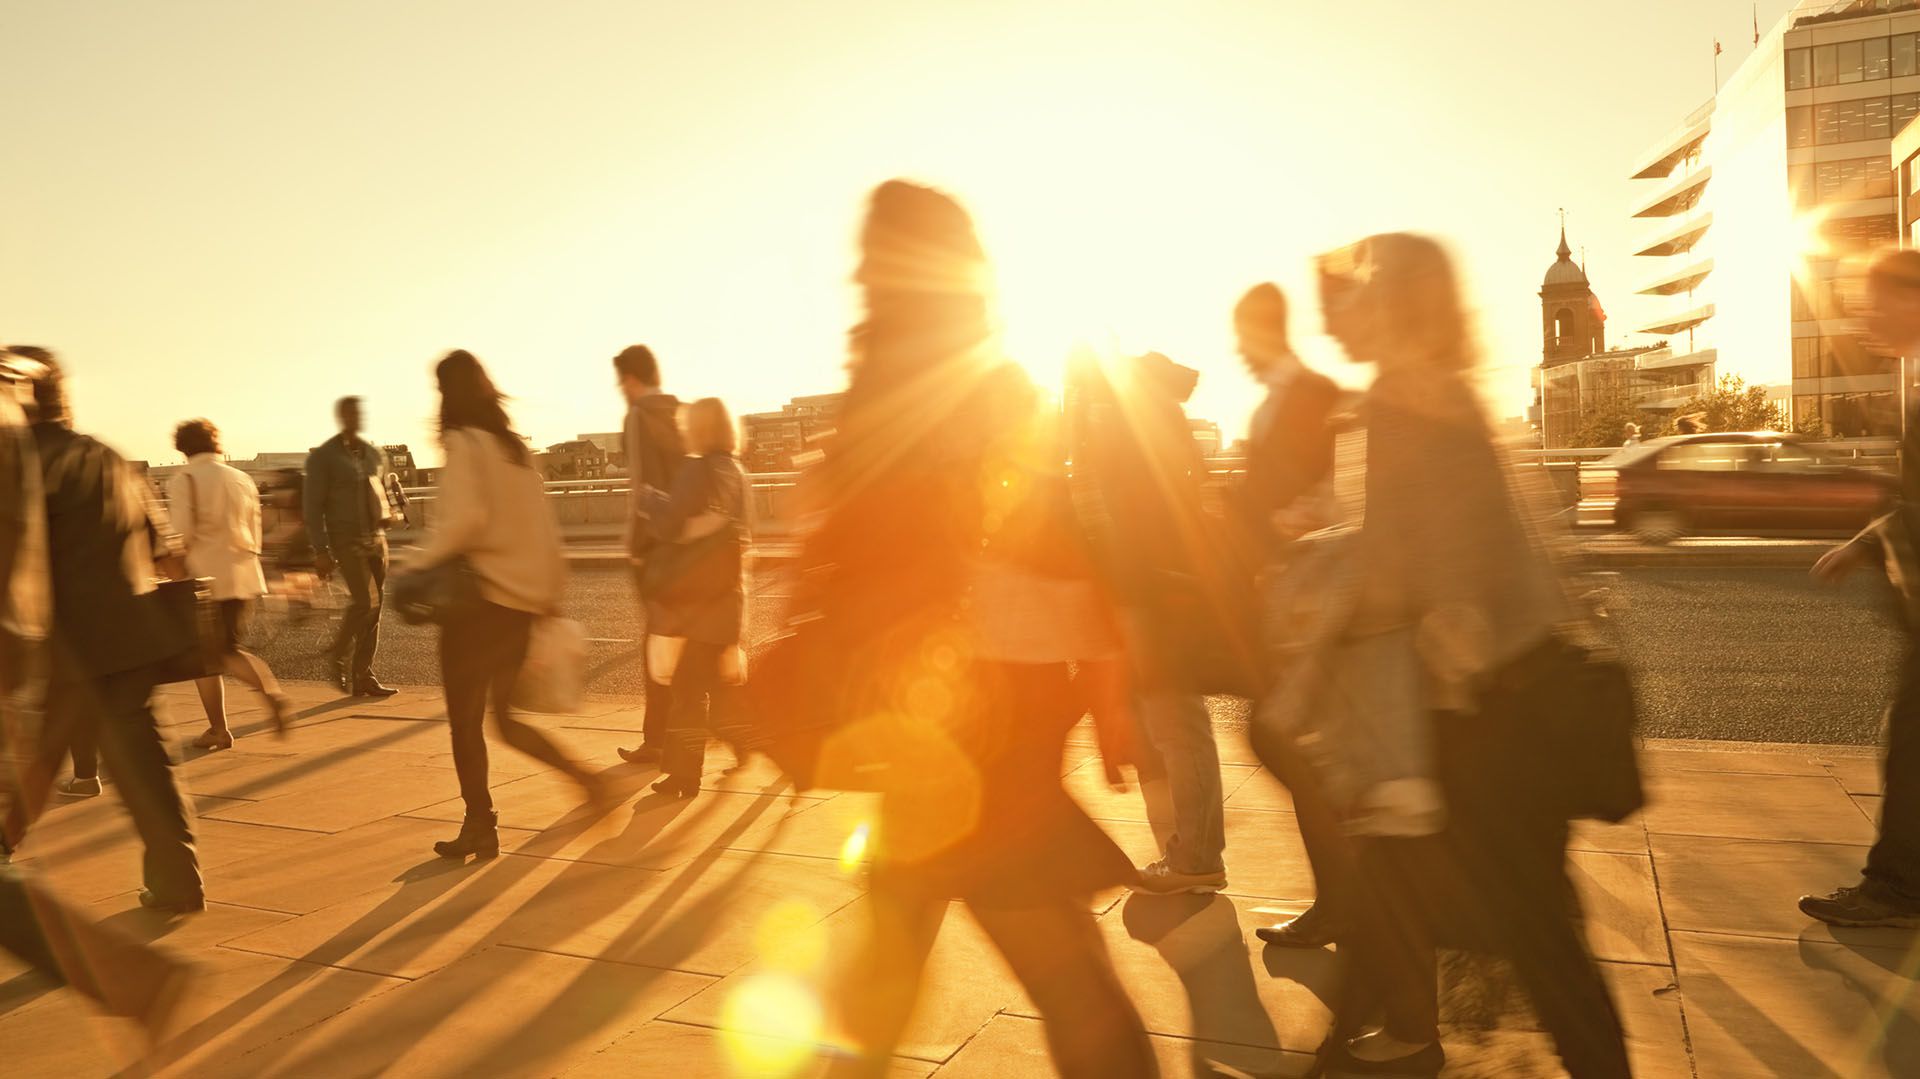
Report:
1631,0,1914,438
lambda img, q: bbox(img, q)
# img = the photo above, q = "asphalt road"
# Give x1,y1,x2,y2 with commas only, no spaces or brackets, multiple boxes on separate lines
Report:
245,559,1906,748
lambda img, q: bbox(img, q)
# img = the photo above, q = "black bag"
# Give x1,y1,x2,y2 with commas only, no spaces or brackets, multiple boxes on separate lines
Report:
390,557,484,626
1480,637,1644,823
640,523,740,603
747,617,894,792
152,578,221,684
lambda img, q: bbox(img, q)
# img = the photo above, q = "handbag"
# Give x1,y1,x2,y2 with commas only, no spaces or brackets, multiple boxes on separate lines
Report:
390,556,483,626
151,577,220,684
512,617,587,714
747,616,896,792
640,523,739,602
1475,637,1644,823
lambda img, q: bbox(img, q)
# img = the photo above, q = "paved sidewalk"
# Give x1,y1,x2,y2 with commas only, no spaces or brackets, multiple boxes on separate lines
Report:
3,681,1916,1078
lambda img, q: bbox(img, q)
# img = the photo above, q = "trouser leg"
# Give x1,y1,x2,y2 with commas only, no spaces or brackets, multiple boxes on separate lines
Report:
87,665,200,904
1135,689,1224,874
826,882,946,1078
2,675,83,849
664,641,721,781
971,898,1159,1079
440,614,495,818
1867,638,1920,901
631,565,673,749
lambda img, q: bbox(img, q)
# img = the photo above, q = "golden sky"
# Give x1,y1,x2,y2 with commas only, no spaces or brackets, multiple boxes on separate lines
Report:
1,1,1796,464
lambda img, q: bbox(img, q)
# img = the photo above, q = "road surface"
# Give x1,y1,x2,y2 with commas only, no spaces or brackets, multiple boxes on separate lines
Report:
243,558,1904,747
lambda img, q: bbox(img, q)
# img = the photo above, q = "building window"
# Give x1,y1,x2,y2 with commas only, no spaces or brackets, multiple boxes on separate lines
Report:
1897,92,1920,136
1787,47,1812,89
1798,391,1900,438
1788,105,1814,149
1815,157,1897,202
1868,95,1893,139
1839,39,1866,83
1867,37,1892,80
1791,163,1817,207
1815,42,1839,86
1899,33,1919,78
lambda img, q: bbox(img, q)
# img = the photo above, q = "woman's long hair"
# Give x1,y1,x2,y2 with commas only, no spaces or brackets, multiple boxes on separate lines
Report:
436,350,529,466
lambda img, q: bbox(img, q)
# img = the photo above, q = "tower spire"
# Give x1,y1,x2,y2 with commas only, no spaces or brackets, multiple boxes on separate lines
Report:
1557,208,1572,260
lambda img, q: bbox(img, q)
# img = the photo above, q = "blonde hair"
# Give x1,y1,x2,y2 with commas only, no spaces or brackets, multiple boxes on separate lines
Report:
682,397,737,455
1348,232,1479,374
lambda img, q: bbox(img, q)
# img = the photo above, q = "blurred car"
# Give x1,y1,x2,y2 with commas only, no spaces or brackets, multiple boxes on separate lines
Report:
1607,432,1894,543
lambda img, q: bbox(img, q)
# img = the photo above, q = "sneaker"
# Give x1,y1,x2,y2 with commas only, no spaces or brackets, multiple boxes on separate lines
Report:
1135,859,1228,896
1799,883,1920,928
57,777,103,797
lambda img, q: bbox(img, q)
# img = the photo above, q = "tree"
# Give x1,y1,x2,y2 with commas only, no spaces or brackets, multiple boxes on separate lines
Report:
1674,374,1787,434
1574,394,1662,448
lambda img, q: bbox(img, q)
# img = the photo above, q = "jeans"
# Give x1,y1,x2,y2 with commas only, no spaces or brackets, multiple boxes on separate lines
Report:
1135,689,1225,875
629,563,674,749
439,600,595,821
328,535,388,684
1867,637,1920,901
661,639,748,782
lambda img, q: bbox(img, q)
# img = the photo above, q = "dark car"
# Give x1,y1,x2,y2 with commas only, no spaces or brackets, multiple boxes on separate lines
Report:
1608,432,1894,543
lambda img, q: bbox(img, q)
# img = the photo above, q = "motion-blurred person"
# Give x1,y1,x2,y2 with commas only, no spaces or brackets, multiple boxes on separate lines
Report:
406,351,606,860
8,350,204,913
1807,248,1920,929
1620,421,1641,446
1674,413,1704,435
1070,350,1229,895
611,344,683,767
0,346,195,1034
1232,283,1349,949
808,181,1153,1078
167,419,293,750
304,395,398,697
1311,235,1627,1076
637,397,751,799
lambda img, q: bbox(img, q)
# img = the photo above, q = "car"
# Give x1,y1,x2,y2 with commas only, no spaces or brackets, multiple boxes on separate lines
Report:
1607,432,1895,544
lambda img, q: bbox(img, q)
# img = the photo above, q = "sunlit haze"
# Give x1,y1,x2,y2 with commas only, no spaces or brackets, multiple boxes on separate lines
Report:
2,1,1794,464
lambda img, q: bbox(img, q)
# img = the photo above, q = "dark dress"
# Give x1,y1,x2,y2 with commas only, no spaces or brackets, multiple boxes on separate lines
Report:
798,359,1133,907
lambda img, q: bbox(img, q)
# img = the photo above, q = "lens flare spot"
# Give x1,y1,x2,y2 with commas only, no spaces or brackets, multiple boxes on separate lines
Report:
755,900,827,974
718,973,822,1077
840,821,872,872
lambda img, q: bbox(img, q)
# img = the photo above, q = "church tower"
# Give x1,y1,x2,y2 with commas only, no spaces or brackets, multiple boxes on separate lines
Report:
1540,225,1605,364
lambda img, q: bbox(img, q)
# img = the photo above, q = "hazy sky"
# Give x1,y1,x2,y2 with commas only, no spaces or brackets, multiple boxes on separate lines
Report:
2,1,1795,465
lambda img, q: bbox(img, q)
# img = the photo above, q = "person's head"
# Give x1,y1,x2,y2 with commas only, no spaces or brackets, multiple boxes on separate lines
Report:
1317,233,1476,373
1675,413,1704,435
336,395,364,436
1132,351,1200,405
1233,283,1292,376
681,397,738,456
173,418,221,458
1,345,63,425
1622,422,1641,441
1867,249,1920,355
846,179,996,389
436,349,528,464
613,344,661,404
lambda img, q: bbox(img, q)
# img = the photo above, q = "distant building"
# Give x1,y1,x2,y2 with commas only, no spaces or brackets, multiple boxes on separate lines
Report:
1189,418,1223,458
1533,226,1715,447
533,438,609,481
380,444,419,486
1622,1,1914,438
741,392,845,473
577,431,626,472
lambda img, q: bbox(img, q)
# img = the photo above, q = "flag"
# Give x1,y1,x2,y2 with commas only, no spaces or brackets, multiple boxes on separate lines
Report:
1715,39,1723,56
1590,292,1608,324
1754,5,1761,46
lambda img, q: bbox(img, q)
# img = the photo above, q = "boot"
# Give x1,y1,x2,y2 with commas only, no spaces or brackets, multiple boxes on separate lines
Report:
433,810,500,860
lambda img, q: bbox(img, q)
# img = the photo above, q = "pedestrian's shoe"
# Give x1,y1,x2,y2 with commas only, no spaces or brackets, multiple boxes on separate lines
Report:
1135,859,1228,896
1324,1030,1444,1077
266,693,296,737
137,889,207,915
1799,882,1920,928
331,655,352,693
652,775,698,800
618,744,664,766
57,776,103,797
354,678,399,699
1256,902,1339,948
190,727,235,751
433,810,500,860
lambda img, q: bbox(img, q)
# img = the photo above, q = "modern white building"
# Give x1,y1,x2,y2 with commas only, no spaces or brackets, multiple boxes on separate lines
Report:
1629,0,1915,438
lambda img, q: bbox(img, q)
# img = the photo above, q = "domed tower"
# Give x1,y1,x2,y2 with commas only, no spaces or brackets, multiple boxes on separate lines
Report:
1540,226,1605,364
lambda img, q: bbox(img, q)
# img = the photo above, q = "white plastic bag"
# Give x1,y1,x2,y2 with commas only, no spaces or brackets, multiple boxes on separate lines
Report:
513,617,586,714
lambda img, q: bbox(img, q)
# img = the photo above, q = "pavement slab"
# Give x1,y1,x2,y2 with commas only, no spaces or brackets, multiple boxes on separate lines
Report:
560,1019,938,1078
1642,770,1877,844
1568,850,1669,966
1650,833,1912,948
933,1013,1315,1078
1673,930,1920,1079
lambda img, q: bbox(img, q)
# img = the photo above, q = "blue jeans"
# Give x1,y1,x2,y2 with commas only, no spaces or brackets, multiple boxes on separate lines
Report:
1136,690,1226,875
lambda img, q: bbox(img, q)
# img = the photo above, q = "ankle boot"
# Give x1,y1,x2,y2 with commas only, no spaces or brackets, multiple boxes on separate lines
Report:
433,810,500,860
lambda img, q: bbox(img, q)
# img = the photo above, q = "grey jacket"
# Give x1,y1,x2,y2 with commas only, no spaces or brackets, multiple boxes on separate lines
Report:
624,394,683,559
303,433,389,556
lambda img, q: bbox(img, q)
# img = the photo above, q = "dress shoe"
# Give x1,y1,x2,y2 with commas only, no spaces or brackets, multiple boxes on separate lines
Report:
1256,902,1339,948
652,775,698,800
138,889,207,915
354,678,399,699
618,744,663,765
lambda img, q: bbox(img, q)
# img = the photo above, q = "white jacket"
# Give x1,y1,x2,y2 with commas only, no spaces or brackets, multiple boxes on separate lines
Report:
167,454,267,601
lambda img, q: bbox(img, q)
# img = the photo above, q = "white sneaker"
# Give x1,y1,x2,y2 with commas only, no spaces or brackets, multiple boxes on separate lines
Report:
57,777,103,797
1135,859,1227,895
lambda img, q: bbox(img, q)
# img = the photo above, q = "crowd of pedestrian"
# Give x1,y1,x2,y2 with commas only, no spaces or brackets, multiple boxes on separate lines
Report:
10,180,1920,1077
